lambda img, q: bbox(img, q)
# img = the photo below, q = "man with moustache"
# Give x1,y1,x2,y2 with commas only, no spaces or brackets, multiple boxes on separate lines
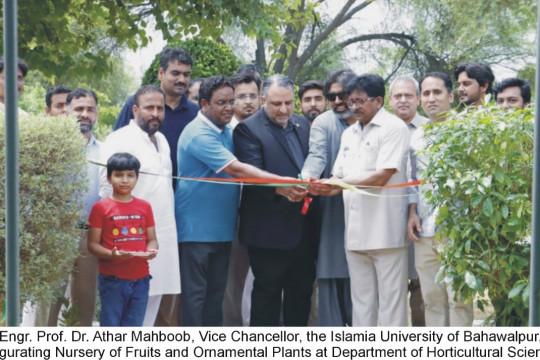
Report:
100,85,180,326
301,68,356,326
0,57,28,115
495,77,531,109
230,73,261,128
67,88,102,326
175,76,288,326
407,72,474,326
115,47,197,326
454,62,494,107
234,74,316,326
388,75,427,327
299,80,327,124
328,74,410,326
114,47,198,188
22,88,102,326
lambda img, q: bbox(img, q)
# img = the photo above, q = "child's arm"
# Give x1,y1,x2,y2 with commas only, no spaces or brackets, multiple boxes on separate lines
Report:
144,226,159,260
87,227,133,259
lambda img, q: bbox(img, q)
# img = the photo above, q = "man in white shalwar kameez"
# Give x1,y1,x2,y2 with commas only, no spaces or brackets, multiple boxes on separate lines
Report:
99,85,180,326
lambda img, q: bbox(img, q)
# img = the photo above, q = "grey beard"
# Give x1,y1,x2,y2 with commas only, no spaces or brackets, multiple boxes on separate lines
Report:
79,123,93,133
333,108,353,120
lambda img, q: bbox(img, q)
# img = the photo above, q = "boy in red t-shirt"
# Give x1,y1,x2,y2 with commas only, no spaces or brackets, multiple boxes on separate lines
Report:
88,152,158,326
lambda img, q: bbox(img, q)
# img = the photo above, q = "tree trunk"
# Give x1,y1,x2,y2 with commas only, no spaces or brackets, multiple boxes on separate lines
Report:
255,37,267,74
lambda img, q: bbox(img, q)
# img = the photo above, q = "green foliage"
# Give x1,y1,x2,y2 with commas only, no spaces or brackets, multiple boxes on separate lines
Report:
141,38,239,86
56,57,138,106
422,105,534,326
19,80,47,115
382,0,536,77
58,298,80,327
518,64,536,96
94,106,119,141
0,114,87,304
1,1,262,80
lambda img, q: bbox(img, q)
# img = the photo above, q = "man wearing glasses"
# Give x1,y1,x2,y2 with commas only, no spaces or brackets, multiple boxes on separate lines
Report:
223,72,262,326
301,68,356,326
328,74,410,326
230,73,261,128
175,76,287,326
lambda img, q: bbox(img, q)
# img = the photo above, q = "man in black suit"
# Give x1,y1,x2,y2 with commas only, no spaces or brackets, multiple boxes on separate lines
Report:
234,74,317,326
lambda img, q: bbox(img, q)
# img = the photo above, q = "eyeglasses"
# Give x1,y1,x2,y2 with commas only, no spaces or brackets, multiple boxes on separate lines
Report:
214,99,236,107
236,93,259,101
347,97,375,107
325,91,349,101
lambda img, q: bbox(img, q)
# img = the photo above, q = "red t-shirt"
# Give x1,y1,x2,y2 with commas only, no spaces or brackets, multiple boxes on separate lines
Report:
88,196,155,280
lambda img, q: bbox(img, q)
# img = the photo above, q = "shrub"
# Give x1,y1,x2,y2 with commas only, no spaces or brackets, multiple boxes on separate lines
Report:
0,114,87,305
94,105,119,141
422,105,533,326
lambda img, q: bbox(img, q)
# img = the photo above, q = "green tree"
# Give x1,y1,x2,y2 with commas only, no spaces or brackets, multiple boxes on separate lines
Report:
294,33,346,84
141,38,239,85
377,0,537,78
2,0,264,79
517,63,536,95
423,105,533,326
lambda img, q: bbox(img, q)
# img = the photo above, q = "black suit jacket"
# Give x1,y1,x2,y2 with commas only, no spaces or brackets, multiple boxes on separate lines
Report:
233,109,311,250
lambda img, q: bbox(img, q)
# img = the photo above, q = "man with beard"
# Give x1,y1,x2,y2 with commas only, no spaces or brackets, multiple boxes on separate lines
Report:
100,85,180,326
388,75,427,327
115,47,197,326
326,74,410,326
67,88,102,326
114,46,198,189
454,62,494,107
299,80,327,124
175,76,288,326
407,72,474,326
302,68,355,326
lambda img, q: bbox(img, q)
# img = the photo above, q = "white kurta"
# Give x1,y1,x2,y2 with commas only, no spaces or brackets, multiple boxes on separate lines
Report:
99,121,180,296
333,108,411,251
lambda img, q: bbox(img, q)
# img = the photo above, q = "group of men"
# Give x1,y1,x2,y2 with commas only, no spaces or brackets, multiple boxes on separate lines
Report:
2,49,532,327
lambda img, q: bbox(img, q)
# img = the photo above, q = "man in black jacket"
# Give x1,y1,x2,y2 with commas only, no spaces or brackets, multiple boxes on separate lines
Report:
234,74,317,326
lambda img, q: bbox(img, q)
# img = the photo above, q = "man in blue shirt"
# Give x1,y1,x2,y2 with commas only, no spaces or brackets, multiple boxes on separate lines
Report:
175,76,290,326
114,47,198,187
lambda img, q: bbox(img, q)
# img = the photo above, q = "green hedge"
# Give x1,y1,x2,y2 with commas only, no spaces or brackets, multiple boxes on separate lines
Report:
0,114,87,304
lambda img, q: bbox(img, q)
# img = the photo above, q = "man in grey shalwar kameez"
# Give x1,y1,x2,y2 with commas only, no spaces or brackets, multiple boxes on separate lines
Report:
302,69,356,326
